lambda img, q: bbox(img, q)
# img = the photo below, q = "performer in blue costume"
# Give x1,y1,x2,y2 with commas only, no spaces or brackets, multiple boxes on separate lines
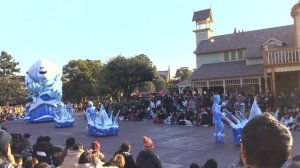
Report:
212,94,225,143
85,102,119,136
222,98,262,145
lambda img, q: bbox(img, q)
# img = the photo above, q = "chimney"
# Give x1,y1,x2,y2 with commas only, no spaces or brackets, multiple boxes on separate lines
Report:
291,1,300,47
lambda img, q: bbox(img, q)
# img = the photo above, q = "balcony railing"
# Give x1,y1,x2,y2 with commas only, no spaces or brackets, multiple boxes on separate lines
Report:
264,47,300,66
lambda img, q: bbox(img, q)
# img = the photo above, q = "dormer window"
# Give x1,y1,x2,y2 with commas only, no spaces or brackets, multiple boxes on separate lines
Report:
224,49,244,62
262,38,284,51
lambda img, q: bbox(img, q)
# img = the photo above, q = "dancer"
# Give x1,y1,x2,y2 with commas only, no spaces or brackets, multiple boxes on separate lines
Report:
211,94,225,143
222,97,262,145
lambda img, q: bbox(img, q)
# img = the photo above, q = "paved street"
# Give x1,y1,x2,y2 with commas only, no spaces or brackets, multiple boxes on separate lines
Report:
1,113,299,168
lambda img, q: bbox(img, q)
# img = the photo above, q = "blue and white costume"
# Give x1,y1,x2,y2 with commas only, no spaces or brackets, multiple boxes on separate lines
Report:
212,95,225,143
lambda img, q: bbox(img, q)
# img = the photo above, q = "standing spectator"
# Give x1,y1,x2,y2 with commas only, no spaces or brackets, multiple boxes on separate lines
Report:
241,113,293,168
136,136,162,168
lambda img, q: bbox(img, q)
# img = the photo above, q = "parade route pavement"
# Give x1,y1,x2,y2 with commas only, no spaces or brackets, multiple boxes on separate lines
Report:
2,113,299,168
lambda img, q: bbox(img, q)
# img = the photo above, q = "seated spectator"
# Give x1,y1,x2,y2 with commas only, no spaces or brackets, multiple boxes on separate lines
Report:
78,150,104,168
241,113,293,168
0,130,21,167
15,133,31,155
177,111,186,125
103,154,125,168
288,151,300,168
292,112,300,130
113,142,136,168
203,158,217,168
189,163,200,168
200,108,210,127
33,162,49,168
23,159,35,168
51,146,62,167
112,154,125,168
60,143,84,167
13,154,22,167
287,161,300,168
59,136,76,164
281,113,293,129
136,136,162,168
153,109,165,124
32,136,53,164
89,141,105,162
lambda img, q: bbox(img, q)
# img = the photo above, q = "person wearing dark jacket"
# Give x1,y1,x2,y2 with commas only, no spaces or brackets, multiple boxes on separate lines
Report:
113,142,136,168
136,136,162,168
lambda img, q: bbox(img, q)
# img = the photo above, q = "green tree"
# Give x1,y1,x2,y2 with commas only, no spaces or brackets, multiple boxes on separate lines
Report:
62,59,102,102
0,51,20,76
137,81,155,92
174,67,192,82
102,54,154,101
0,52,24,105
0,76,26,105
152,75,166,91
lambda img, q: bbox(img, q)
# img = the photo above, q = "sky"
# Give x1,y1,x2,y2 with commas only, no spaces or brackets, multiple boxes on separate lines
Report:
0,0,297,76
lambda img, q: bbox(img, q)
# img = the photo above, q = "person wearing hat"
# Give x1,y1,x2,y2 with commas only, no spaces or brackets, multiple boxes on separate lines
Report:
89,140,105,162
136,136,161,168
0,130,21,168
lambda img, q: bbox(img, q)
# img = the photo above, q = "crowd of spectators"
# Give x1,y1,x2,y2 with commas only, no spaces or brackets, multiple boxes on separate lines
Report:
0,126,164,168
0,105,24,122
0,89,299,167
112,89,300,131
0,112,298,168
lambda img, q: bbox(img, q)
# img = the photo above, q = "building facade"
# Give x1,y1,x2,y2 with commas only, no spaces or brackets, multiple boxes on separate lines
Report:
190,2,300,100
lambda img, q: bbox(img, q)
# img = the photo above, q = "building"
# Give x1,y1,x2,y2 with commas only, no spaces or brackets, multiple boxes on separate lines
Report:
190,2,300,100
158,66,171,82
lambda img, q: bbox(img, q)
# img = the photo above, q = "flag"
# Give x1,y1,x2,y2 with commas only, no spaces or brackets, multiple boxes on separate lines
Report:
248,97,262,121
274,107,279,120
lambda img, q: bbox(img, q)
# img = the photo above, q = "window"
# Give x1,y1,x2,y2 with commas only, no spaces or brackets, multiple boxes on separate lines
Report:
224,51,229,61
238,49,244,60
231,51,236,60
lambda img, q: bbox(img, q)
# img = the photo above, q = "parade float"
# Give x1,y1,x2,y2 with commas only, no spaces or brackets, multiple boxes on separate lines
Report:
85,102,119,136
24,59,74,127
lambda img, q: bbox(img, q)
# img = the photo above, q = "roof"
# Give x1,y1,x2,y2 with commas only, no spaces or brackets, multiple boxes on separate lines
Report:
194,25,294,58
190,60,263,80
192,9,211,22
175,79,191,88
158,70,168,77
